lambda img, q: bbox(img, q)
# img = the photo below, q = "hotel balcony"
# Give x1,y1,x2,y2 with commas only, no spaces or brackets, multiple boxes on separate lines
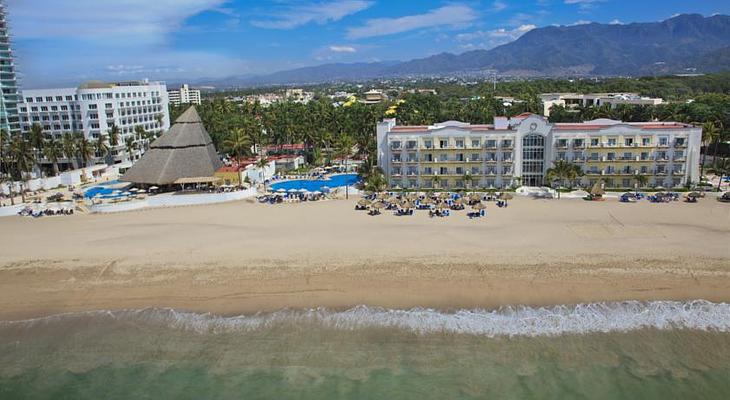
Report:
485,158,498,164
502,158,513,163
572,157,586,162
391,159,402,164
674,142,687,148
501,143,514,150
673,156,686,162
573,143,587,149
671,170,685,176
655,157,669,163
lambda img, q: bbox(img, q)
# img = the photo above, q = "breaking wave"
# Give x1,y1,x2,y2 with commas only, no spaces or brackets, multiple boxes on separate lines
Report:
3,300,730,338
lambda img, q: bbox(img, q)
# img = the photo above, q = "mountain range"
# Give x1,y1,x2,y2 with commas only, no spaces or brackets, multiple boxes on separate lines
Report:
206,14,730,87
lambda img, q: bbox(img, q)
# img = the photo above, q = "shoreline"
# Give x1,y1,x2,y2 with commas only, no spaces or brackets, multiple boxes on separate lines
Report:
0,196,728,320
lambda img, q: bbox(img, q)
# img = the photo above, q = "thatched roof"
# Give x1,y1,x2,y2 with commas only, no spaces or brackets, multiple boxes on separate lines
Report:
121,107,223,185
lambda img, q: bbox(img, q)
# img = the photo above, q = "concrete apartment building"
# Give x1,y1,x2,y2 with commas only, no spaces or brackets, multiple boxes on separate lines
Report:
540,93,664,116
168,84,201,106
0,1,20,135
19,80,170,166
377,113,701,190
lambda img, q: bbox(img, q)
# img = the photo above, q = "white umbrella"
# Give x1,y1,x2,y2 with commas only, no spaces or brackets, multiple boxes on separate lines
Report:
137,189,146,193
288,188,298,193
312,191,322,194
149,186,159,190
276,188,286,192
122,191,132,196
298,188,308,193
129,188,139,192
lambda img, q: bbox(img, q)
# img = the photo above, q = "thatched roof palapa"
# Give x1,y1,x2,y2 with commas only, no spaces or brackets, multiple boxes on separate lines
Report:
121,107,223,185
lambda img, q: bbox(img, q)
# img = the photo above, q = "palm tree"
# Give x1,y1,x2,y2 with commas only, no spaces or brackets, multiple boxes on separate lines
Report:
633,174,648,196
336,135,355,199
545,160,583,199
9,135,34,202
462,172,474,192
107,124,120,157
701,121,719,177
94,134,110,161
62,132,79,170
125,136,136,161
134,125,148,151
364,167,387,192
708,158,730,192
255,157,270,191
43,136,63,176
222,127,250,163
28,123,46,177
432,174,441,189
76,135,94,168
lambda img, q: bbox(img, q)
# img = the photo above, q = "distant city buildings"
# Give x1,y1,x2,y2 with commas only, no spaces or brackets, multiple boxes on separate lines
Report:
378,113,701,190
540,93,664,117
168,84,201,106
20,80,170,165
0,1,21,135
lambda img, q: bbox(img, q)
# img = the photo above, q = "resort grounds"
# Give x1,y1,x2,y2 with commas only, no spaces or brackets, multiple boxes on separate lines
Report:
0,194,728,320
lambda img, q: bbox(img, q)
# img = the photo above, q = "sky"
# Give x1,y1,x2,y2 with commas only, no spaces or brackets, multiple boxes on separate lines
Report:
6,0,730,88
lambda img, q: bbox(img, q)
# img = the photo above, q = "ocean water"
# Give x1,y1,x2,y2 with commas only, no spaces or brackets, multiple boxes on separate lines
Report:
1,301,730,399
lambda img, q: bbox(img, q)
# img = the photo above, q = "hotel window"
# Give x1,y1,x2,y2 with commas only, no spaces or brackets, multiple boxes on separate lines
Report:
105,103,113,109
503,152,512,161
656,151,667,160
52,115,59,121
471,153,480,161
88,104,97,110
423,154,433,162
659,137,668,146
640,166,648,174
439,154,448,162
45,97,53,102
607,138,617,147
55,96,63,101
574,139,584,148
502,139,512,148
42,116,50,121
622,179,631,188
623,152,632,160
557,152,566,160
656,165,665,174
407,153,417,162
557,139,568,148
640,152,649,160
607,152,615,161
486,140,496,148
674,150,684,160
41,106,48,111
423,140,432,149
624,137,634,146
471,167,479,174
392,167,401,175
471,139,480,148
439,139,448,149
391,141,401,149
35,97,43,102
455,153,464,162
486,179,495,187
439,167,448,175
407,167,417,175
51,106,58,111
591,138,599,146
409,180,417,188
423,167,432,174
91,123,100,129
31,106,38,112
455,139,465,148
456,167,464,174
486,152,495,161
573,152,582,160
25,97,33,102
20,107,27,112
406,140,417,149
61,105,68,111
503,166,512,174
63,124,70,130
590,166,599,174
590,153,599,161
675,138,685,147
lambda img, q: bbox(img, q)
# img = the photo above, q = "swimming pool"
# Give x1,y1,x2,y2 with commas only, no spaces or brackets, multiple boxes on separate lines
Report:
84,180,128,199
270,173,360,192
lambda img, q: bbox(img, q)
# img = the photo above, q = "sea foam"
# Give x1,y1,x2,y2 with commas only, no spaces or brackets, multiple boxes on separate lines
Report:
3,300,730,338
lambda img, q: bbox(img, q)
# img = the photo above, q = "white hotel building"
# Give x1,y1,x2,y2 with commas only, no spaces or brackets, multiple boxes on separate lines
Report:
377,114,701,190
168,84,201,106
19,80,170,165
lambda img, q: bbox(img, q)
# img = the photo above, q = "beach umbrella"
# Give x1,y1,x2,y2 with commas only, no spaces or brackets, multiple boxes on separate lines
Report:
684,192,700,199
137,189,146,193
149,186,159,190
371,201,385,209
129,188,139,192
469,193,482,202
499,192,514,200
453,197,463,204
401,200,414,209
122,191,131,196
438,192,450,199
437,202,450,210
472,202,486,210
420,197,434,205
288,188,298,193
276,188,286,192
590,181,606,196
406,193,418,201
357,198,372,207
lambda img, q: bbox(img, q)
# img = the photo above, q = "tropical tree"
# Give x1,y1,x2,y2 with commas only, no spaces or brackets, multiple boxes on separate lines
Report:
108,124,120,149
28,123,46,176
545,160,584,198
255,157,270,192
633,174,649,196
125,136,136,161
76,135,94,168
708,158,730,191
43,136,64,176
363,167,387,192
9,135,34,202
462,172,474,191
94,134,110,161
432,174,441,189
336,134,355,199
701,121,720,177
62,132,79,170
222,127,250,163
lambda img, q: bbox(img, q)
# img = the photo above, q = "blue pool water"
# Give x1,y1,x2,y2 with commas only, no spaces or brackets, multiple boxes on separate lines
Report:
84,180,125,199
270,174,360,192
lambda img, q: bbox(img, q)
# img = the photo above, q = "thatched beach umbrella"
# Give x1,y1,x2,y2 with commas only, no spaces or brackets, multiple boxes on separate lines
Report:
437,202,450,210
590,181,605,196
371,201,385,210
357,198,372,207
472,202,486,210
376,192,389,200
406,193,419,201
469,193,482,202
420,197,434,205
438,192,450,200
498,192,513,200
685,191,701,198
401,200,414,209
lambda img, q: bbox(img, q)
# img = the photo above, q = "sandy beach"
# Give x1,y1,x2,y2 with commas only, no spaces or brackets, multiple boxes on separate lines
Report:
0,196,728,320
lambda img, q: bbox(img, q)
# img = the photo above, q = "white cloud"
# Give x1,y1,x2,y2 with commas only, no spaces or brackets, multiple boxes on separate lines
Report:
492,1,507,11
347,5,478,39
455,24,536,50
251,1,372,29
568,20,592,26
329,45,357,53
6,0,227,44
609,19,623,25
564,0,604,11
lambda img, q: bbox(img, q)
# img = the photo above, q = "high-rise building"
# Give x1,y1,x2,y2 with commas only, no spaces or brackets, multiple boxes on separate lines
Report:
377,114,701,190
168,84,201,106
19,80,170,166
0,0,21,135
